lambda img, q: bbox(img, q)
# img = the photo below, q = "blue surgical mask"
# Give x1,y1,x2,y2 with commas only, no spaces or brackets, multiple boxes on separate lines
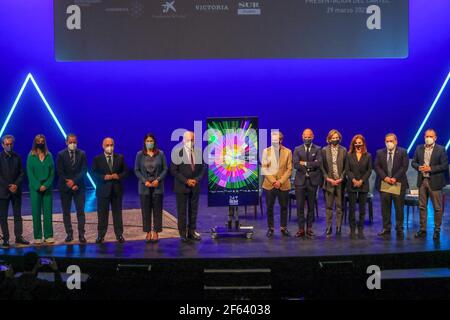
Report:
146,142,155,150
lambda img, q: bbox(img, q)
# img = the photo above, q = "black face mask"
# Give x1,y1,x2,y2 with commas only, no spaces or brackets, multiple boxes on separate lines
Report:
330,140,340,146
36,143,45,150
354,144,363,149
303,138,313,146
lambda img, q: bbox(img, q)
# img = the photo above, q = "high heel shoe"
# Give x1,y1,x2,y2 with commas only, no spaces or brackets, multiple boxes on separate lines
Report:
145,232,152,243
153,232,159,243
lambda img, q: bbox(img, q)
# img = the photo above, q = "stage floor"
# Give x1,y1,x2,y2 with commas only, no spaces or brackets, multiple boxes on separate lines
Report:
1,190,450,261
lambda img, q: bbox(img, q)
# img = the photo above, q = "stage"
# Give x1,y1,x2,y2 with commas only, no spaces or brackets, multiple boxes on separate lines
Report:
1,190,450,300
1,190,449,261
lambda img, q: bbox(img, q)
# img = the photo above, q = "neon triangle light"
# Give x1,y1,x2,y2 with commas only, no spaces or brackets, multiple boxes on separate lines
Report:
407,71,450,154
0,73,96,189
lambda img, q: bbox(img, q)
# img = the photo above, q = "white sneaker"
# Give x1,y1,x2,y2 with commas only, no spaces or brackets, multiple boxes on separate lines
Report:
34,239,43,245
45,238,55,244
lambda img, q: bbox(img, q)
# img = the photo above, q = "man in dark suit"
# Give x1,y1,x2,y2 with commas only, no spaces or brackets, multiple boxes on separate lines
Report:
92,137,129,243
321,129,347,236
412,129,449,240
0,135,29,247
170,131,206,242
374,133,409,239
56,133,88,243
293,128,322,238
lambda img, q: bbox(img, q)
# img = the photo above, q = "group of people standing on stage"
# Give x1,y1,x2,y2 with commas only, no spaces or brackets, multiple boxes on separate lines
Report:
0,131,205,247
0,127,447,247
261,128,448,240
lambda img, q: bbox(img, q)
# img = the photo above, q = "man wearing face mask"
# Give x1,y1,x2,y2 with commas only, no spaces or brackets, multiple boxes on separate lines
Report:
0,135,29,247
170,131,206,242
92,137,129,243
321,129,347,237
292,129,322,238
261,131,292,238
412,129,448,240
374,133,409,239
56,134,88,243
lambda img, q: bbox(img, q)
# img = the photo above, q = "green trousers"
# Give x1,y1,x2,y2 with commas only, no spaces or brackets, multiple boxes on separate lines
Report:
30,189,53,240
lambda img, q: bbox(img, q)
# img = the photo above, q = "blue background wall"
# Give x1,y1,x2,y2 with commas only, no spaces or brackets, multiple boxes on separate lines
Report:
0,0,449,190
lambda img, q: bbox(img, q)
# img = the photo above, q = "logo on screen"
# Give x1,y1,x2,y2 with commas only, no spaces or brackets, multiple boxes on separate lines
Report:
195,4,229,12
229,196,239,206
130,1,144,18
162,1,176,13
238,2,261,15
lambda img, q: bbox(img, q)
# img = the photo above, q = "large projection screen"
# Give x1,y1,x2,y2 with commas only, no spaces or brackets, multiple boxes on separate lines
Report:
55,0,409,60
207,117,259,207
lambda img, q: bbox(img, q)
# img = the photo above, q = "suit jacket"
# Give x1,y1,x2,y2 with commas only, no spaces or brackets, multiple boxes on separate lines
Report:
411,144,448,190
293,143,322,186
92,153,129,198
261,145,292,191
321,145,347,191
170,148,206,194
374,147,409,192
345,152,373,193
0,151,25,199
56,148,88,193
134,150,168,195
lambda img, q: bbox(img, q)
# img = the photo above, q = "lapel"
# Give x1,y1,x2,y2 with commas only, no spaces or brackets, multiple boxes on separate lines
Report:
381,148,388,170
102,154,112,173
279,146,286,165
64,149,71,166
337,146,344,173
393,148,400,170
75,149,81,164
351,152,358,167
112,154,119,172
428,145,437,164
326,146,332,172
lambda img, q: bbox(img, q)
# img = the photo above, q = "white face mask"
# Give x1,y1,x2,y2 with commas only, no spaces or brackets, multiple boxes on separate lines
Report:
271,140,280,148
386,142,395,151
185,141,194,149
68,143,77,151
104,146,114,154
425,137,435,146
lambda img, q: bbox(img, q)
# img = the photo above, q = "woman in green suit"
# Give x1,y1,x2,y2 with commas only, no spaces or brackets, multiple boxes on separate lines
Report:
26,134,55,244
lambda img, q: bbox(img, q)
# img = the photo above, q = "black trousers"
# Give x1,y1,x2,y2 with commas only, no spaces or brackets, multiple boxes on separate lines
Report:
176,191,199,237
295,179,318,229
0,194,23,241
348,192,367,229
265,188,289,229
60,189,86,237
97,192,123,238
140,191,163,233
380,191,405,231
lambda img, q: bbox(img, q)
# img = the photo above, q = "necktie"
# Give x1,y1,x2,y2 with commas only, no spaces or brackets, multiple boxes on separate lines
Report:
190,151,195,172
70,151,75,167
387,152,393,177
107,155,113,172
306,146,310,162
